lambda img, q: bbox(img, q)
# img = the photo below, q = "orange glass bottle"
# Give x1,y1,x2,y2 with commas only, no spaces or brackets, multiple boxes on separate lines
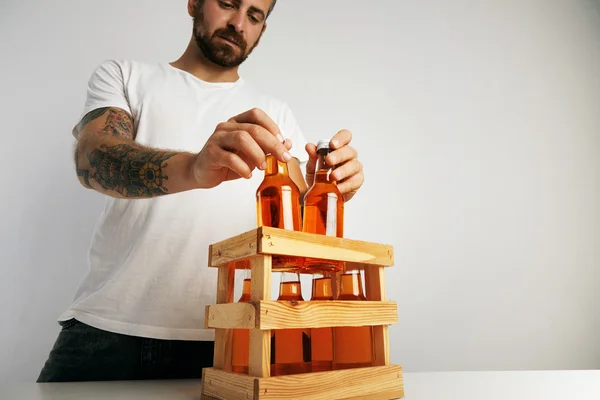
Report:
231,267,251,373
302,140,344,271
333,268,374,370
256,154,303,269
310,272,334,372
271,271,311,375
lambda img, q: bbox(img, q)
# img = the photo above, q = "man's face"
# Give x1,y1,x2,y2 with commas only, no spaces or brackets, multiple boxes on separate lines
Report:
192,0,272,68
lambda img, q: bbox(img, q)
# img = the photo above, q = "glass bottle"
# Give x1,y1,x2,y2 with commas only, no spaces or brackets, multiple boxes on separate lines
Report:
302,140,344,271
310,272,334,372
333,267,374,370
271,270,311,375
256,154,304,269
231,266,251,374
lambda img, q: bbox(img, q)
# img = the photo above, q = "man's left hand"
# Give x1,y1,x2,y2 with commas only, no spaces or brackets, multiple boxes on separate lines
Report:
305,129,364,202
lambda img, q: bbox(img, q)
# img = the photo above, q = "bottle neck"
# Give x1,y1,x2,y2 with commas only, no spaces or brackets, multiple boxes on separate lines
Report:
265,154,290,177
337,271,366,300
315,149,335,184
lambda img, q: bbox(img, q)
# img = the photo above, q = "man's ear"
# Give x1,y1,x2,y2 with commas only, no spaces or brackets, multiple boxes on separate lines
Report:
187,0,199,17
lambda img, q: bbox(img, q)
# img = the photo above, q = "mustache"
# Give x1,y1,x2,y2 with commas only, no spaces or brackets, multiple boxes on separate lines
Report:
214,27,247,49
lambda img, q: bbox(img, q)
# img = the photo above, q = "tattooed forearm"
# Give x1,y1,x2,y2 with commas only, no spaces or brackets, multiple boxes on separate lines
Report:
75,147,92,189
83,144,177,198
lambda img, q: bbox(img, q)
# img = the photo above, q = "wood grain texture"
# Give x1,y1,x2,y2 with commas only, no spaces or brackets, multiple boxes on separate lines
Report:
258,300,397,329
249,255,272,377
365,265,391,366
208,228,394,268
212,264,235,370
209,229,258,267
201,368,255,400
256,366,403,399
201,366,403,400
259,227,394,266
205,301,398,329
205,303,256,329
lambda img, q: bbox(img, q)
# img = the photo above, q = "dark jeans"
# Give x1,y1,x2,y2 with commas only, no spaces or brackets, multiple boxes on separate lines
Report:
37,319,214,382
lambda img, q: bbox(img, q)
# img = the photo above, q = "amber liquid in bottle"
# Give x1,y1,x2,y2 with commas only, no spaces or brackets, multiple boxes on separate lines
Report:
333,270,374,370
310,274,334,372
271,272,311,375
231,269,251,374
302,142,344,271
256,154,304,269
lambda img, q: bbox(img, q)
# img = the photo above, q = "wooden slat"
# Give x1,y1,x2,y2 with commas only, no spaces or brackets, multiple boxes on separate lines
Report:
258,301,397,329
259,227,394,267
201,366,403,400
344,390,405,400
205,301,398,329
205,303,256,329
202,368,255,400
256,365,403,400
208,228,394,268
209,230,259,267
251,255,272,301
364,265,391,366
249,255,272,378
212,263,235,370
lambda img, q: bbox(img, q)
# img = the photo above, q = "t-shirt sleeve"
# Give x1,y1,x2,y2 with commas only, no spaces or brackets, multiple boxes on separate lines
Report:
72,60,132,138
278,102,309,164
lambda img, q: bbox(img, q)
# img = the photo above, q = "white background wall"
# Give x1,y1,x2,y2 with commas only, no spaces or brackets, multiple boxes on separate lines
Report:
1,0,599,382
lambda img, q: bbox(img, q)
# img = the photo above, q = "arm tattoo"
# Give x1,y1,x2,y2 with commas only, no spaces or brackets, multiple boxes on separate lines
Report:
75,107,148,193
75,147,92,189
75,107,110,135
87,144,176,197
101,108,134,139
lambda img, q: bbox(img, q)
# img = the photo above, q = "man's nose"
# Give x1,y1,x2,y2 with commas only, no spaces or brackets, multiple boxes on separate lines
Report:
228,10,245,32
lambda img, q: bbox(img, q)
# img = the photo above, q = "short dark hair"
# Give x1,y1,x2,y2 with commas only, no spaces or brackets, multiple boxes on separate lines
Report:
267,0,277,18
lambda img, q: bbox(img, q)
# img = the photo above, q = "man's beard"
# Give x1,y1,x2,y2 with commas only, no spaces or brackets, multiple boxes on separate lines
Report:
193,9,260,68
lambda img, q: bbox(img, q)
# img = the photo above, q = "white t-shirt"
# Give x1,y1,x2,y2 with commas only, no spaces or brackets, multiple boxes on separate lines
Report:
59,60,309,341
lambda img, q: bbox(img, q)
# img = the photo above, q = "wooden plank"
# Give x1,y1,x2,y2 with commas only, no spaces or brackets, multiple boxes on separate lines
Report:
212,263,235,370
201,368,256,400
205,303,256,329
249,255,272,378
256,365,403,400
209,229,259,267
205,301,398,329
250,255,272,301
364,265,391,366
258,300,397,329
344,390,405,400
258,227,394,267
202,366,403,400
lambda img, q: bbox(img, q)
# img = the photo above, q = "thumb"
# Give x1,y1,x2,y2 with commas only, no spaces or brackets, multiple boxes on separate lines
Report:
305,143,318,184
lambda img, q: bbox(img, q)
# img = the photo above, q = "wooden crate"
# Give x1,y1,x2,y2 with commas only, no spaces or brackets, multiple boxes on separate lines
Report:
201,227,404,400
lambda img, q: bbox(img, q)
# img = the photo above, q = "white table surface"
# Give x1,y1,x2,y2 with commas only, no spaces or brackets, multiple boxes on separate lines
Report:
1,371,599,400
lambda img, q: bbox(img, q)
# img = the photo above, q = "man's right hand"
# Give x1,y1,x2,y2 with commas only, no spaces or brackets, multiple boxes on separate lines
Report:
193,108,293,188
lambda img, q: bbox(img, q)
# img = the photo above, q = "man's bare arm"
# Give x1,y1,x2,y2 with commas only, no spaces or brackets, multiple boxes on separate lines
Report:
74,107,199,199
